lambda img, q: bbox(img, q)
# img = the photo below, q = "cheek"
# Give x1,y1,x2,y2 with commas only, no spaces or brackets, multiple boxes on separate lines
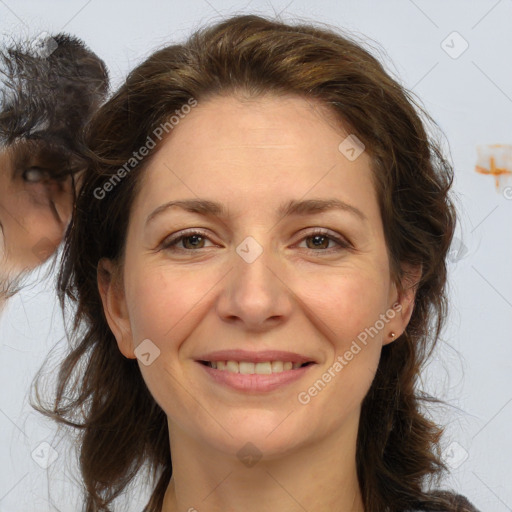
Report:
13,190,62,239
299,269,388,387
124,266,201,409
299,266,390,344
125,264,210,347
297,273,387,421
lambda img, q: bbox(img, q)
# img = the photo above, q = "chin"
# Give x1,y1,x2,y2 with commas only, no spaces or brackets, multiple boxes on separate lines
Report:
203,414,310,459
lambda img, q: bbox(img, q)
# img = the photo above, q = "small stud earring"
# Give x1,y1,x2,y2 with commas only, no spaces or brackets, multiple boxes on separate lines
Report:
389,332,396,339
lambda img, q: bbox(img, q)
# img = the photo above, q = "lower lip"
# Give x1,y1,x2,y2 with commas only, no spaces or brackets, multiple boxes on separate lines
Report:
196,362,316,393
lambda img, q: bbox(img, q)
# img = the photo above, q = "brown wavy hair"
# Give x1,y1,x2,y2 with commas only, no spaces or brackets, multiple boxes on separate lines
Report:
32,13,478,512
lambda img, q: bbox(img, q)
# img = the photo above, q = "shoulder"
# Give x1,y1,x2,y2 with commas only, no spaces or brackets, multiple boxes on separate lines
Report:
411,491,481,512
442,492,480,511
454,494,480,511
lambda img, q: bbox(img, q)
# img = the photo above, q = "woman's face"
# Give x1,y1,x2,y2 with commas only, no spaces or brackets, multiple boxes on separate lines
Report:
0,145,73,277
100,94,416,459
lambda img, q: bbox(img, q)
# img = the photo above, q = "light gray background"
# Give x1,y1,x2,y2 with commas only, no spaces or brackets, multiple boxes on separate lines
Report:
1,1,511,511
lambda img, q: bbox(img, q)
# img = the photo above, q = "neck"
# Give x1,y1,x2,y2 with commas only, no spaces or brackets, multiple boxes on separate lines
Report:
161,410,365,512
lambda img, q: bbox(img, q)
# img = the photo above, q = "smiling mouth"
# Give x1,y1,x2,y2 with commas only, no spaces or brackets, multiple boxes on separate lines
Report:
198,360,315,374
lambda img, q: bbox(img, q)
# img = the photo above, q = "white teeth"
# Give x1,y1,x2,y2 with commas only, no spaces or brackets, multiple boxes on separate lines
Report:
239,361,255,374
272,361,284,372
255,362,272,375
205,360,305,374
226,360,238,373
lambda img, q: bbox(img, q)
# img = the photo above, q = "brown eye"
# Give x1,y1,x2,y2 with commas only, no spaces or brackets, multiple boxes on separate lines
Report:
305,234,331,250
161,229,215,252
181,234,206,250
298,229,351,253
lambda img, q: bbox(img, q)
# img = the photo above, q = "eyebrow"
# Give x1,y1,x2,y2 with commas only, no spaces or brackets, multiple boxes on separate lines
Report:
145,197,367,227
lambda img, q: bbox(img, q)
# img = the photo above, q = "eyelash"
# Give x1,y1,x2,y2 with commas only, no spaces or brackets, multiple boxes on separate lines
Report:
160,228,351,254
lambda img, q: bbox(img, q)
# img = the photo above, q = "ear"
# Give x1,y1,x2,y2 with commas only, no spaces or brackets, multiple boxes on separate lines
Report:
383,262,422,346
97,257,136,359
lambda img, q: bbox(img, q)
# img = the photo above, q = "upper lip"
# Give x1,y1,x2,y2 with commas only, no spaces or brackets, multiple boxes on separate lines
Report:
195,350,316,364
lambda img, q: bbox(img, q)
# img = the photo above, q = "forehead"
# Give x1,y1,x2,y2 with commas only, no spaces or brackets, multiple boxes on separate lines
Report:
132,93,379,223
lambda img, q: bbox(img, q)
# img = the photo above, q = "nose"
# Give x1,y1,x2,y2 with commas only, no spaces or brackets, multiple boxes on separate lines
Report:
215,239,294,331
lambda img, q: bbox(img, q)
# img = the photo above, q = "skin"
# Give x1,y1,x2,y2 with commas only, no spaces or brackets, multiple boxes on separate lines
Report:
98,93,420,512
0,146,73,306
